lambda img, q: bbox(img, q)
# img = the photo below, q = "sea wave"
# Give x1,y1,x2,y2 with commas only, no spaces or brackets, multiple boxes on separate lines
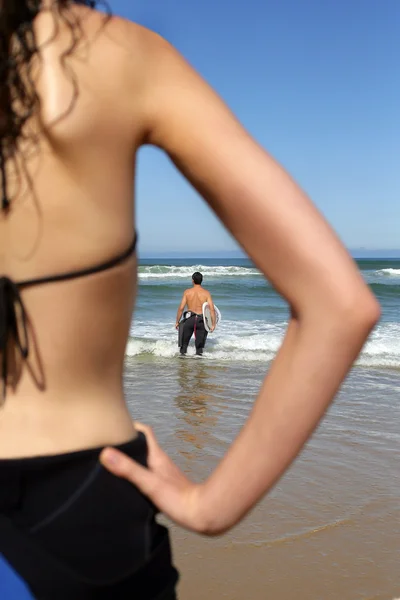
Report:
126,320,400,369
138,264,260,280
374,268,400,278
364,269,400,287
369,282,400,296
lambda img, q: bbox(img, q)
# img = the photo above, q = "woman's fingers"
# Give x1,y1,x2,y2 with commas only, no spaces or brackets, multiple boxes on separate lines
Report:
133,421,158,448
100,434,208,532
132,421,150,434
100,446,193,523
101,424,208,530
100,448,159,497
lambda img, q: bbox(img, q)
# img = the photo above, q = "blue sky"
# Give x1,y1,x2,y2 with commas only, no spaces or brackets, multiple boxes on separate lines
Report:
108,0,399,256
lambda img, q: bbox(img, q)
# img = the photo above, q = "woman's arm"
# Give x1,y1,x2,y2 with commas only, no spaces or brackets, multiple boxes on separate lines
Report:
101,31,380,535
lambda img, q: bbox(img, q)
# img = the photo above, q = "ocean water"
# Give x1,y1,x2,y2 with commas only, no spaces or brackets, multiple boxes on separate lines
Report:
129,257,400,368
124,257,400,599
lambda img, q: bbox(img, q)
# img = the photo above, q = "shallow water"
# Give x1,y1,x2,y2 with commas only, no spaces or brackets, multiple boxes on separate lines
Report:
124,358,400,599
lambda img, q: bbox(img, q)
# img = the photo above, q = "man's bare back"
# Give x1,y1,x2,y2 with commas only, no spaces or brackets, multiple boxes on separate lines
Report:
185,286,211,315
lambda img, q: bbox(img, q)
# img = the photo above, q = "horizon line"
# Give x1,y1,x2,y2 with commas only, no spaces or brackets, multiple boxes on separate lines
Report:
139,249,400,259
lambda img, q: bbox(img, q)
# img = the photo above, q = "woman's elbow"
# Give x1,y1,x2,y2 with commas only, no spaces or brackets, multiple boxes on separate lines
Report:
299,283,381,341
331,287,381,337
359,293,381,329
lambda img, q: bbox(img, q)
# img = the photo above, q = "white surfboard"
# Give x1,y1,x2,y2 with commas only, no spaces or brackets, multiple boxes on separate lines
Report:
202,302,221,332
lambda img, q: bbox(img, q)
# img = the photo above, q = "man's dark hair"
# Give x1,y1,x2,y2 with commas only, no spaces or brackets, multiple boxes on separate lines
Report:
192,272,203,285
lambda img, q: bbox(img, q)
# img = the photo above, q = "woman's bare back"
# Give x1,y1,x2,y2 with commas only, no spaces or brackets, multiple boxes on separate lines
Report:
0,6,156,456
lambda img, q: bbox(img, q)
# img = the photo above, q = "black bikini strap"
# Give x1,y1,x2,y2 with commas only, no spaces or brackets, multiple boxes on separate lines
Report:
0,277,30,398
18,234,138,290
1,145,10,212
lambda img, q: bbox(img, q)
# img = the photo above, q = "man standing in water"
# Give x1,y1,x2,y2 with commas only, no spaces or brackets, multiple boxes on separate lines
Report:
175,272,216,356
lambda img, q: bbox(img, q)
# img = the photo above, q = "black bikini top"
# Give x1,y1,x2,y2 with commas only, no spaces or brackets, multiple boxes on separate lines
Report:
0,142,137,397
0,235,137,397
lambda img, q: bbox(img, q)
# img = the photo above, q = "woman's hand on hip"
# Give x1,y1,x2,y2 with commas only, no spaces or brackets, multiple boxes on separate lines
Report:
100,422,212,534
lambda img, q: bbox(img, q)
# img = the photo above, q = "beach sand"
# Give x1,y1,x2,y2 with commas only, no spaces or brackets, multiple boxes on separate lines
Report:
125,358,400,600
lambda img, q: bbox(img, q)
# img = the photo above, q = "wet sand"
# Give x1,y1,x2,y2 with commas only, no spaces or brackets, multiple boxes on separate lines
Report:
125,359,400,600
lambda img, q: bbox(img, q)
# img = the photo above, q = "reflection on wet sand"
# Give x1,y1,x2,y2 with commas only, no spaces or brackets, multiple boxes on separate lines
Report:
174,360,225,460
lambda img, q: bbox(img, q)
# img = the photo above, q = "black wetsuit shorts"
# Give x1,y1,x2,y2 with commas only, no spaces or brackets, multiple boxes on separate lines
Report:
0,433,178,599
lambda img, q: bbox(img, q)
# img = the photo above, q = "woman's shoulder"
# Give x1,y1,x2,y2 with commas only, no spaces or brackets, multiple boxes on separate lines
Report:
78,7,171,61
77,8,176,101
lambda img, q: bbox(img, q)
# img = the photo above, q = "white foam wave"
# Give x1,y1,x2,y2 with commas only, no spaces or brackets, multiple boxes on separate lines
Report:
374,268,400,278
126,338,178,359
125,337,279,362
126,320,400,369
139,265,260,280
127,320,283,361
358,322,400,368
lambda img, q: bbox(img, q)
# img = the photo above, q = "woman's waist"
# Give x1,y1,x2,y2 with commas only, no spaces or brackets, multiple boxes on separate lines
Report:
0,391,136,459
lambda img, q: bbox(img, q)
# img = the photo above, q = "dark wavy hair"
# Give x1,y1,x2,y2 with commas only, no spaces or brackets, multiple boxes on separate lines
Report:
0,0,99,210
